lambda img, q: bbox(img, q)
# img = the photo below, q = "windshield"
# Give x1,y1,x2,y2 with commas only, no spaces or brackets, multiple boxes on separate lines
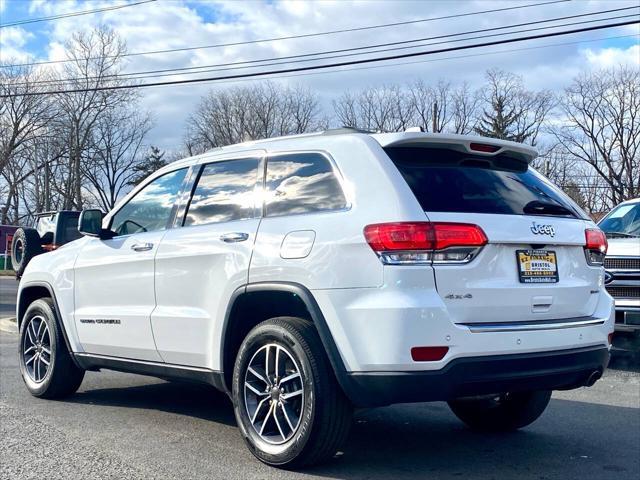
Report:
599,202,640,237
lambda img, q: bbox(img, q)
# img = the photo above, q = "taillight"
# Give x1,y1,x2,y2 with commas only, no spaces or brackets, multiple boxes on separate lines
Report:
584,228,607,266
364,222,487,265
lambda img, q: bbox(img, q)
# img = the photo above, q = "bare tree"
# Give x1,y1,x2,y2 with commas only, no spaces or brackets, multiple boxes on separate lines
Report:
451,82,481,134
475,69,554,144
185,82,324,154
553,66,640,205
334,84,412,132
0,62,54,222
54,26,135,209
83,107,152,211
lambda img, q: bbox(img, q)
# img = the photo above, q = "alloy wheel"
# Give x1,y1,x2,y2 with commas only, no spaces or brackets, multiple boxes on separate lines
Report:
243,343,304,445
22,315,51,383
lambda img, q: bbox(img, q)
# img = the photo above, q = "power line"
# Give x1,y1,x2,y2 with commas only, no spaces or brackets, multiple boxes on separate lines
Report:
230,34,638,85
18,9,639,87
1,0,571,68
0,0,156,28
4,19,636,98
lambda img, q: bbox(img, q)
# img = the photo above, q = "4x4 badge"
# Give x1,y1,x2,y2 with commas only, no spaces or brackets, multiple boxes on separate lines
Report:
530,222,555,237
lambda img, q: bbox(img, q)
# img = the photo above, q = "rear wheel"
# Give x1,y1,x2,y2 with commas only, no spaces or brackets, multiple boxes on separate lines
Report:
232,317,352,468
448,390,552,432
19,298,85,399
11,228,43,277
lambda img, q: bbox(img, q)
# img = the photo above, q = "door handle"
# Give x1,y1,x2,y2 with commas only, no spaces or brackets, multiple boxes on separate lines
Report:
220,232,249,243
131,242,154,252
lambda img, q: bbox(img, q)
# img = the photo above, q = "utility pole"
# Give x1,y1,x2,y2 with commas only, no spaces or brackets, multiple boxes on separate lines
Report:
432,101,438,133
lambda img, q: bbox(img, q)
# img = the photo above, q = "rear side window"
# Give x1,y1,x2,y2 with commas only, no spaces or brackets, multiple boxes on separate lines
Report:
184,158,260,226
111,168,187,236
265,152,346,217
385,147,587,219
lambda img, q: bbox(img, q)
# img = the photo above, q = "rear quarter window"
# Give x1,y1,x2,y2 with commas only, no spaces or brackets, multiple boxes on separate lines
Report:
265,152,347,217
385,147,588,219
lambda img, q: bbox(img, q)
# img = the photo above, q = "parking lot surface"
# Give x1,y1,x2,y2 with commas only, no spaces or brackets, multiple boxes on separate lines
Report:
0,324,638,480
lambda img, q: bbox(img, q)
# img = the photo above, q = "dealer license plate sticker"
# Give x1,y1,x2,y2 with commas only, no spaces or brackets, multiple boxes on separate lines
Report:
516,249,559,283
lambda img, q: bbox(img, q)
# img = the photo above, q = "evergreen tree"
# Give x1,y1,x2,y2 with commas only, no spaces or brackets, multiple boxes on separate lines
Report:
127,146,166,187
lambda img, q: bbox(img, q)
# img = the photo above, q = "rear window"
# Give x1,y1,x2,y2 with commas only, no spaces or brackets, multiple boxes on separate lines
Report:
385,147,588,219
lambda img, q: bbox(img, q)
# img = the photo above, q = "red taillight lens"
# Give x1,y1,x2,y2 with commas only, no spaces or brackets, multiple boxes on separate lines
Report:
585,228,608,254
363,222,433,251
469,142,500,153
431,223,488,250
411,346,449,362
364,222,487,265
584,228,607,266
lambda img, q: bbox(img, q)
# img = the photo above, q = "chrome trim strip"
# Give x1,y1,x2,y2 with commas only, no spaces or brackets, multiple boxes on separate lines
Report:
73,353,215,373
461,317,605,333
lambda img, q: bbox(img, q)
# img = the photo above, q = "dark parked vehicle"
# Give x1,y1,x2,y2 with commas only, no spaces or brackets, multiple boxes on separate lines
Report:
10,211,81,278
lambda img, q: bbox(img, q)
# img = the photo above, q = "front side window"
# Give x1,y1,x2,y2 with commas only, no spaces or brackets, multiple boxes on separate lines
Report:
183,158,260,226
265,153,347,217
110,168,187,236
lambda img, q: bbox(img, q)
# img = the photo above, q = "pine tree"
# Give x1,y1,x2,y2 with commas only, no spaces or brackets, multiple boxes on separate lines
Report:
127,146,166,187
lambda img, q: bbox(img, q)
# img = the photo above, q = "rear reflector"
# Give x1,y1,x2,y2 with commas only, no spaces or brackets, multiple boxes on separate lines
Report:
469,142,500,153
411,346,449,362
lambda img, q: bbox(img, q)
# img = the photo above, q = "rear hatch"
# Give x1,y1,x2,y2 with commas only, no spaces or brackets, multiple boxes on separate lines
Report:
384,142,602,324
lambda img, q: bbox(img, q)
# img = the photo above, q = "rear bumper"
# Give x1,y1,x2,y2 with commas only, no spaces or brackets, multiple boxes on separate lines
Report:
341,346,610,407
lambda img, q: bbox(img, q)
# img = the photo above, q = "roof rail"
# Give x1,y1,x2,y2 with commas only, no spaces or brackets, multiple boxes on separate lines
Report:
322,126,374,136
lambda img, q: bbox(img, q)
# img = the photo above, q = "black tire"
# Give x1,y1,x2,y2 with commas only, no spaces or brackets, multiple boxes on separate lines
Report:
232,317,352,468
18,298,85,399
448,390,552,432
11,227,43,277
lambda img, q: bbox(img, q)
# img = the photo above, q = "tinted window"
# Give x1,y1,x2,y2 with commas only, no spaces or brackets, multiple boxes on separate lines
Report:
111,168,187,236
385,147,587,219
184,158,260,226
265,153,346,217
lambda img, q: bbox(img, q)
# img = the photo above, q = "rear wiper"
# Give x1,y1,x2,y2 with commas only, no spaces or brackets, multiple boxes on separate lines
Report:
523,200,576,218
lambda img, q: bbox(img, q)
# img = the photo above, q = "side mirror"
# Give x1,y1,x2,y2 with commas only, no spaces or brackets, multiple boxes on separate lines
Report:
78,209,111,239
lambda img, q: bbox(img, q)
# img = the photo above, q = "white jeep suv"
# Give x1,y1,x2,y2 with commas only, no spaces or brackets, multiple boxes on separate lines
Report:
17,129,614,468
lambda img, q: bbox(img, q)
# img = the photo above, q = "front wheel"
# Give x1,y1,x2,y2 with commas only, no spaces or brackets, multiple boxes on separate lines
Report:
448,390,552,432
19,298,85,399
232,317,352,468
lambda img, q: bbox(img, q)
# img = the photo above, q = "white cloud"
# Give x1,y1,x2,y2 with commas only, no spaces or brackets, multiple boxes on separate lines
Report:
584,44,640,68
7,0,640,150
0,26,35,62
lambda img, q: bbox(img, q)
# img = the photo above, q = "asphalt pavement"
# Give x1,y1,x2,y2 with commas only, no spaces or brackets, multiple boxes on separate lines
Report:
0,325,638,480
0,276,18,317
1,274,639,479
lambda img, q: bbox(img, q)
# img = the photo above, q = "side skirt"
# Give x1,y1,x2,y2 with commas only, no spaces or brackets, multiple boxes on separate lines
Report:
73,353,227,392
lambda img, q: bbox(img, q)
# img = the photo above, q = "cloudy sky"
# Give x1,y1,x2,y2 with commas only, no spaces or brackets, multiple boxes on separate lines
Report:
1,0,638,151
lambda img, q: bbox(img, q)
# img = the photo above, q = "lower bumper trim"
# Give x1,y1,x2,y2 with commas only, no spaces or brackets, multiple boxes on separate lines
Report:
341,346,610,408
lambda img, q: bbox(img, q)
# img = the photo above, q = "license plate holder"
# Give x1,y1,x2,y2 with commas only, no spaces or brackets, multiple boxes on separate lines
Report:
516,249,559,284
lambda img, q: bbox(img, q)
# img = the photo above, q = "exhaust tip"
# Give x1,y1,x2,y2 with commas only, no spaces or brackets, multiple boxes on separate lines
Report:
585,369,602,387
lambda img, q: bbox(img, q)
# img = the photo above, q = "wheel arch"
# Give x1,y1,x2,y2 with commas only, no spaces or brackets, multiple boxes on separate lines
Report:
220,282,349,395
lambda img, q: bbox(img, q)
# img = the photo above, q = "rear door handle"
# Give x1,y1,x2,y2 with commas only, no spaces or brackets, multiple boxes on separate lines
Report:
131,242,154,252
220,232,249,243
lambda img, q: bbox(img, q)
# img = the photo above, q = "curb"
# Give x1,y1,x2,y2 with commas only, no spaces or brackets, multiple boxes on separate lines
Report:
0,317,17,334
